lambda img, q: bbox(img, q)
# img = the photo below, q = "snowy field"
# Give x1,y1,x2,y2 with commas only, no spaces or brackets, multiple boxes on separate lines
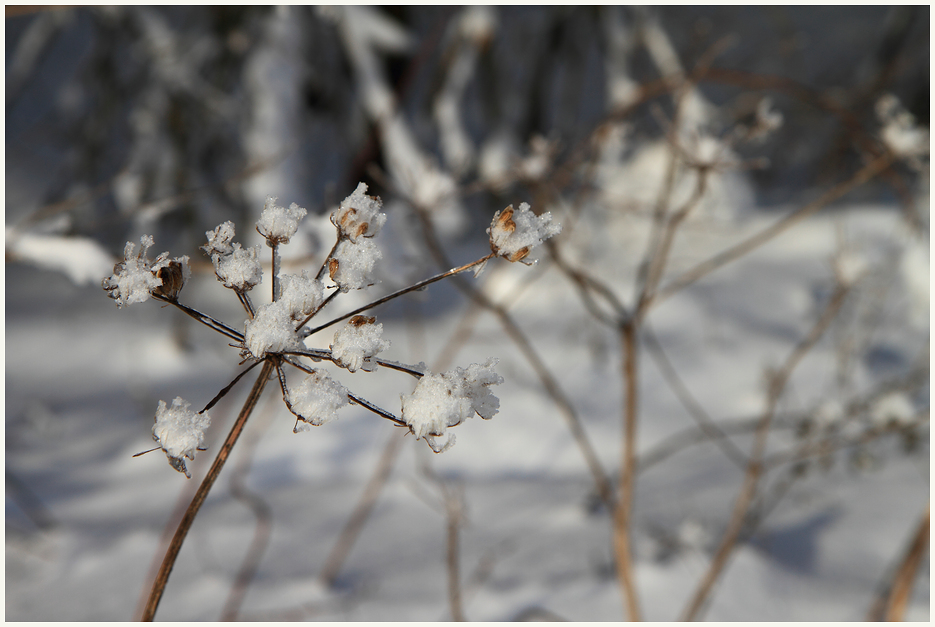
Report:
6,6,930,622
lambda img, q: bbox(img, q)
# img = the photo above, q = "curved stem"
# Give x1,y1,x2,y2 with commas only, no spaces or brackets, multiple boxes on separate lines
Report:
140,360,275,622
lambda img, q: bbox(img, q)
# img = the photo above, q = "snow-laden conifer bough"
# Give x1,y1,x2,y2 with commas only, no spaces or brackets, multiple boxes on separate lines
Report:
104,183,562,472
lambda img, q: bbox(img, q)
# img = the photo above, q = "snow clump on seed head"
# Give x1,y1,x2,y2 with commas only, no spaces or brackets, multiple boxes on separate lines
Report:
288,369,350,429
401,358,503,453
152,397,211,478
257,196,307,245
243,300,301,359
279,271,325,319
876,94,929,163
332,182,386,243
329,237,382,292
488,202,561,263
202,221,263,291
103,235,190,307
330,315,390,372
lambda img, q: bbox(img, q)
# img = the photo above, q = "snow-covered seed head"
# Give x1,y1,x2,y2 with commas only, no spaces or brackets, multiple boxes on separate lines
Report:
400,358,502,452
152,397,211,478
330,315,390,372
202,221,236,257
257,197,307,246
488,202,561,263
213,243,263,291
331,182,386,243
243,300,300,359
103,235,188,307
288,369,349,429
328,238,382,292
876,94,929,161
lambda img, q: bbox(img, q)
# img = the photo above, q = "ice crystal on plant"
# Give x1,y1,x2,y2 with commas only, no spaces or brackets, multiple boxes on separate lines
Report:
152,397,211,478
330,315,390,372
213,243,263,291
279,271,325,318
488,202,561,263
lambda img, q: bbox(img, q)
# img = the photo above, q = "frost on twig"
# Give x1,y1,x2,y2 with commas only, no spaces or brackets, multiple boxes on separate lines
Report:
152,397,211,478
401,358,503,453
102,235,190,306
488,202,562,263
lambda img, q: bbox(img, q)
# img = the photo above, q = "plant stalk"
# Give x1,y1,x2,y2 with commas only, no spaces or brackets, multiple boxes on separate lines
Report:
140,360,275,622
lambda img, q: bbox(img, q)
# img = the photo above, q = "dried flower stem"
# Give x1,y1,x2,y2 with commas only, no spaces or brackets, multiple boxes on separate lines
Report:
141,360,275,622
303,253,495,337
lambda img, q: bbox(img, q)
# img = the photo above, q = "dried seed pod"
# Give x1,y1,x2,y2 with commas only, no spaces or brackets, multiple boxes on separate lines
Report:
348,315,376,327
154,261,186,301
328,258,340,280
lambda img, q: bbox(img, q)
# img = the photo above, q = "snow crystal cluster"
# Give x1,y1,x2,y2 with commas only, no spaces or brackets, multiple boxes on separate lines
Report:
488,202,562,263
152,397,211,478
401,358,503,453
102,235,190,307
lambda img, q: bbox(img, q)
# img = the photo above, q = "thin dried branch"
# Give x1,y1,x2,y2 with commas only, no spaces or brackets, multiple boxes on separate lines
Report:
612,322,642,622
867,502,930,621
654,153,894,305
680,285,849,621
141,360,275,622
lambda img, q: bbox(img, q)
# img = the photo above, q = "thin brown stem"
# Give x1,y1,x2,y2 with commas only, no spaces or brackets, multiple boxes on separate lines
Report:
680,286,849,621
613,321,642,621
655,154,893,305
867,502,930,621
140,360,275,622
303,254,495,338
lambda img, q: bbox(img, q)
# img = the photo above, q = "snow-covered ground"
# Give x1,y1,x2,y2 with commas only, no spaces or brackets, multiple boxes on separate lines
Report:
6,6,929,622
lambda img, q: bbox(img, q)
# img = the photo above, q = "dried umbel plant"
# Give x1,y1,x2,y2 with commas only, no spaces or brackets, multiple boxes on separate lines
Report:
102,182,560,619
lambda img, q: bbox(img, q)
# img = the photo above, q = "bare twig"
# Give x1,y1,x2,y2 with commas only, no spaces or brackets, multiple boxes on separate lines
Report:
866,502,930,621
141,360,275,622
318,431,406,587
654,154,894,305
680,286,849,621
612,321,642,622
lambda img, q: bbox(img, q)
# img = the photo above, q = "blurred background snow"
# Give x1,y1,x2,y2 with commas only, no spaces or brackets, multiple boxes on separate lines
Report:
5,6,929,621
